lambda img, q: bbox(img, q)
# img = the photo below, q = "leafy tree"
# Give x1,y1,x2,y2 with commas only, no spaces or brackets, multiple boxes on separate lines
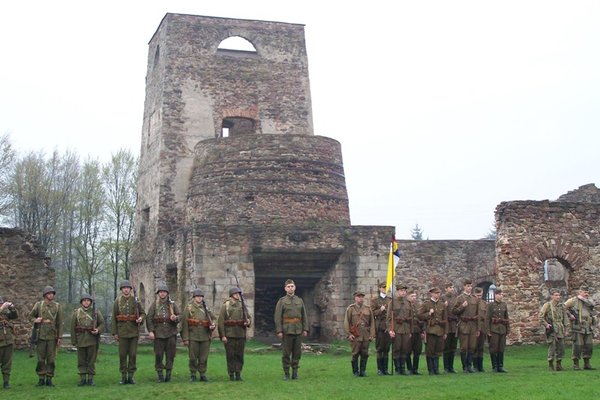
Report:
0,134,15,219
410,223,424,240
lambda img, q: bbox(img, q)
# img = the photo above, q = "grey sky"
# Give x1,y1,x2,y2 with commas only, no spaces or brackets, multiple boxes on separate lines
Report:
1,1,598,239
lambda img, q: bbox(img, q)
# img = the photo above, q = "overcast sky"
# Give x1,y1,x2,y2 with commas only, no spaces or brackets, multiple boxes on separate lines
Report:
1,1,598,240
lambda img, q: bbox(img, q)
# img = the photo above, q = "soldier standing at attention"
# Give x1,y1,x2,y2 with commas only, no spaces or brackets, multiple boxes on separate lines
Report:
486,288,509,372
274,279,309,380
181,289,216,382
0,295,18,389
565,285,596,370
344,290,375,377
371,282,392,375
70,293,105,386
418,287,447,375
407,290,424,375
146,284,180,383
111,280,145,384
539,289,569,371
443,282,458,373
218,287,251,381
473,287,488,372
387,283,412,375
452,279,480,373
29,286,63,387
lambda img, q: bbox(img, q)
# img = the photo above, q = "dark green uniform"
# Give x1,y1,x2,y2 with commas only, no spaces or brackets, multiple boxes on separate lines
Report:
418,297,447,375
565,295,596,369
443,291,459,373
217,295,251,380
146,297,180,380
344,299,375,377
29,299,63,384
371,291,392,375
407,297,424,374
387,294,413,374
0,300,18,389
486,298,509,372
111,293,145,383
181,300,215,381
274,294,309,378
539,299,568,370
70,304,105,384
452,292,480,372
474,297,488,371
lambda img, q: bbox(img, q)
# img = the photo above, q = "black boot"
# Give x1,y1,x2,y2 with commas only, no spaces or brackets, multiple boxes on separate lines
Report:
382,357,391,375
199,374,208,382
433,357,441,375
78,374,87,386
466,353,475,373
87,375,95,386
165,370,172,382
412,356,421,375
448,352,456,373
491,353,498,372
37,377,46,386
283,368,290,380
393,358,401,374
157,370,164,383
461,352,468,372
128,373,136,384
399,357,408,375
443,354,450,373
351,359,359,377
45,377,54,387
406,355,413,375
3,374,9,389
191,373,197,382
376,358,383,375
235,372,242,381
497,353,507,373
119,373,128,384
359,357,368,377
427,356,434,375
229,373,235,381
291,368,298,380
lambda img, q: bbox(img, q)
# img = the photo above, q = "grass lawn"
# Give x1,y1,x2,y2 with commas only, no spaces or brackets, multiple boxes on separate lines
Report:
5,342,600,399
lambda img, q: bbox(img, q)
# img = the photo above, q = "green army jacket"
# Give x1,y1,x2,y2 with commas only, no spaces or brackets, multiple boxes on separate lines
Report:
418,298,447,336
486,300,509,335
371,294,392,332
181,301,215,342
218,298,251,339
344,303,375,340
478,299,488,334
564,296,596,334
387,296,413,334
452,293,480,334
29,300,64,341
539,301,568,338
445,292,459,334
111,294,145,338
274,294,309,335
146,298,180,339
0,306,18,346
70,306,105,347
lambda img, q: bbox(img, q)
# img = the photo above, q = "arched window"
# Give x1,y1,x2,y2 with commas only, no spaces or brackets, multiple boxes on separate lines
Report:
217,36,257,55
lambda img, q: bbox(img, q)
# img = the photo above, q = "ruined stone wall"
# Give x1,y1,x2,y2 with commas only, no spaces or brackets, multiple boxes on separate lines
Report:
495,200,600,344
0,228,54,348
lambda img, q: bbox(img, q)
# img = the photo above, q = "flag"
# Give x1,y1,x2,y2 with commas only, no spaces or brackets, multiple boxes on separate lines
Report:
385,235,400,292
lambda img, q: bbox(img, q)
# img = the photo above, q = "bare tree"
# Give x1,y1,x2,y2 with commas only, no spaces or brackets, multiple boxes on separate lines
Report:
0,134,15,220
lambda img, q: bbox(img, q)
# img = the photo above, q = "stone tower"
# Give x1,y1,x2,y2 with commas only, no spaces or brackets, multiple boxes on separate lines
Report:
132,13,392,340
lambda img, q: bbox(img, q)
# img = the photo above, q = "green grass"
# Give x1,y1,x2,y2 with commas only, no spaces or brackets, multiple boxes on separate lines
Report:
5,342,600,399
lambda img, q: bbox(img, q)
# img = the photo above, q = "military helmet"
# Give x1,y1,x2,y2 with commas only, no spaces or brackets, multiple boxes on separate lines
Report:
156,284,169,294
119,280,133,289
80,293,93,303
42,286,56,296
229,286,242,296
192,289,205,298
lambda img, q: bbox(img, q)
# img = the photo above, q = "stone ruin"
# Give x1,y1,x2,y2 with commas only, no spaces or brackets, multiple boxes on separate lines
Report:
130,13,600,344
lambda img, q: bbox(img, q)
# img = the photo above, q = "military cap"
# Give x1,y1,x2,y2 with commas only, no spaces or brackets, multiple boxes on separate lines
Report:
463,279,473,286
378,282,386,289
428,287,441,294
80,293,93,303
396,283,408,290
579,285,589,292
192,289,205,298
119,280,133,289
285,279,295,286
353,290,366,297
229,286,242,296
156,284,169,294
42,286,56,296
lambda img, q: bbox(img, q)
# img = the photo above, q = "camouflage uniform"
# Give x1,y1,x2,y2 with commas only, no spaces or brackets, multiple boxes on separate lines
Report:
486,290,509,372
218,287,251,381
539,296,569,370
418,288,447,375
387,286,412,375
146,285,181,382
0,296,18,389
452,286,480,372
29,286,64,387
371,283,392,375
181,289,216,382
70,294,105,386
443,289,459,373
344,291,375,377
565,289,596,370
274,288,309,379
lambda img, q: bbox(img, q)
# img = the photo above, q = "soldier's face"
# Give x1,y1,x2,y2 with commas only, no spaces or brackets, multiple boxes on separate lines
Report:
379,286,386,294
158,290,168,299
285,283,296,295
397,289,407,297
495,292,503,301
446,286,454,294
408,294,417,302
122,287,131,296
431,292,441,301
81,299,91,308
45,293,54,301
475,292,482,299
464,284,472,294
232,293,240,301
193,295,203,304
355,295,365,305
551,292,561,302
580,290,589,298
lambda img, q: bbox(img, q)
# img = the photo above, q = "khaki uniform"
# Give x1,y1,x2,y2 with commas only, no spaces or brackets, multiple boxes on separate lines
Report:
217,298,251,379
111,294,145,377
408,299,424,374
474,298,488,371
181,301,215,378
539,300,569,365
452,292,480,372
443,292,459,372
146,298,180,376
0,305,18,386
387,295,413,374
344,302,375,376
274,294,309,375
486,299,509,372
371,293,392,373
564,296,596,366
418,298,447,374
29,300,64,379
70,306,105,378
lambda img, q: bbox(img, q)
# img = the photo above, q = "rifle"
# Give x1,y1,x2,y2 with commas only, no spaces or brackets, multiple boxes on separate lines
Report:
129,271,141,325
231,270,248,323
201,298,214,331
29,321,41,358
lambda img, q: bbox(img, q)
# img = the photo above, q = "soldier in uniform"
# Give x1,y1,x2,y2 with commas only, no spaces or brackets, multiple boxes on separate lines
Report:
146,284,180,383
181,289,216,382
371,282,392,375
418,287,447,375
344,290,375,377
0,295,18,389
486,288,509,372
473,287,488,372
407,289,424,375
452,279,480,373
565,285,596,370
539,289,569,371
387,283,412,375
443,282,458,373
29,285,63,387
274,279,309,380
218,287,251,381
111,280,145,384
70,293,105,386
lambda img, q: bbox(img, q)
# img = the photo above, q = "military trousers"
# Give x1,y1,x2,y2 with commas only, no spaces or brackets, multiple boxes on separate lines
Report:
282,333,303,370
118,336,139,373
458,331,478,353
572,332,593,360
444,332,458,356
475,331,487,357
375,329,391,357
410,331,423,357
188,339,211,373
488,333,506,353
391,333,411,358
224,337,246,374
425,334,444,357
0,344,13,376
546,336,565,361
350,339,370,359
77,344,98,375
154,335,177,371
36,339,57,377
